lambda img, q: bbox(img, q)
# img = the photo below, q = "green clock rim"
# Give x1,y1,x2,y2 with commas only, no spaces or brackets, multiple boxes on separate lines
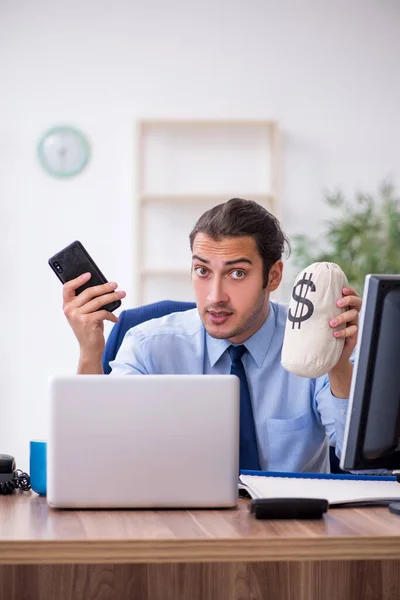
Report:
37,126,90,178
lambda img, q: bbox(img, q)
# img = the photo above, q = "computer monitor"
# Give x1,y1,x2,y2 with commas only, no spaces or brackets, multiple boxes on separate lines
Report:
341,274,400,472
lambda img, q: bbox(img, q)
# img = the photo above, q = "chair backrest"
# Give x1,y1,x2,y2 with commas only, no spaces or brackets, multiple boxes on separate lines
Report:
102,300,196,374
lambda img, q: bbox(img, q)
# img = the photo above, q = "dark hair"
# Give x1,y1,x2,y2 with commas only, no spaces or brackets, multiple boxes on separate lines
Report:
189,197,290,287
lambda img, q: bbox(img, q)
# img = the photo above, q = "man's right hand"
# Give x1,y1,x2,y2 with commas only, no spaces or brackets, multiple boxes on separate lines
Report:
63,272,126,373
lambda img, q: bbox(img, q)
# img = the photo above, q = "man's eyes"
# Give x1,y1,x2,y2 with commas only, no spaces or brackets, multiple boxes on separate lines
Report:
194,267,246,279
194,266,209,277
231,270,246,280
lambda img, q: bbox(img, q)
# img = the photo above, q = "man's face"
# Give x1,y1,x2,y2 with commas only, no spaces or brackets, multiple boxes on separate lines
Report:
191,233,282,344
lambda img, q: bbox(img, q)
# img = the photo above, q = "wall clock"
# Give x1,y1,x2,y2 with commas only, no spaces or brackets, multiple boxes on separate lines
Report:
37,126,90,178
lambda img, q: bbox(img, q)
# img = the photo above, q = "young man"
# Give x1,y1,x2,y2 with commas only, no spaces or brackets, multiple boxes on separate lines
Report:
63,198,362,473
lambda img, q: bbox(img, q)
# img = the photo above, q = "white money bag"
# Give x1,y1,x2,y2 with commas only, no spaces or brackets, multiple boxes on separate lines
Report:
281,262,349,378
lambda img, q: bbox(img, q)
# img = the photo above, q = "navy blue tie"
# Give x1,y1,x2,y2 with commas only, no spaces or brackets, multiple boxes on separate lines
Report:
229,345,260,471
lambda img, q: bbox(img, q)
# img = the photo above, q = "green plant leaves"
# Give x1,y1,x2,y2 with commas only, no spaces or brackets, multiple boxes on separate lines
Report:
292,181,400,293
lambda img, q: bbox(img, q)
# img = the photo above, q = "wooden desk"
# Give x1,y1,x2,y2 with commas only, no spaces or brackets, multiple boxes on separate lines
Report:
1,493,400,600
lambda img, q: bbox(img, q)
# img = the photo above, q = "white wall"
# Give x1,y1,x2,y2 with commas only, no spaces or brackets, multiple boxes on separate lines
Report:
1,0,399,468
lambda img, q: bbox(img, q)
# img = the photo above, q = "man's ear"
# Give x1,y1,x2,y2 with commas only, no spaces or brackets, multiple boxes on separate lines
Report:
267,260,283,292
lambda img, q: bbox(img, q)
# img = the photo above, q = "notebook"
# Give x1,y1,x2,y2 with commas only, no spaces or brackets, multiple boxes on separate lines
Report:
239,471,400,507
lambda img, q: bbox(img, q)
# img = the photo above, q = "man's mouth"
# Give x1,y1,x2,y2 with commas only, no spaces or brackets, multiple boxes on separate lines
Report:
207,310,233,325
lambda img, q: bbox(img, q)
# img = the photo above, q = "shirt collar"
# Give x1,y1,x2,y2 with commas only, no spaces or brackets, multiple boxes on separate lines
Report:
205,302,277,368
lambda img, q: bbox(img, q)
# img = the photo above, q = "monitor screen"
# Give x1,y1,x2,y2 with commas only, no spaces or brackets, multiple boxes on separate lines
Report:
341,274,400,471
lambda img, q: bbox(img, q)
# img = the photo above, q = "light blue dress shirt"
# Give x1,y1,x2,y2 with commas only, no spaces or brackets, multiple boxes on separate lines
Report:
110,302,349,473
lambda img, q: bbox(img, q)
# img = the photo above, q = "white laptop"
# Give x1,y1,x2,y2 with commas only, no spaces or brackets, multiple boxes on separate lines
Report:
47,375,239,509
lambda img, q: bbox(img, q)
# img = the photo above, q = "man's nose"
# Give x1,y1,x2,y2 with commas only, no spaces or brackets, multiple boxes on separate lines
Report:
207,277,229,305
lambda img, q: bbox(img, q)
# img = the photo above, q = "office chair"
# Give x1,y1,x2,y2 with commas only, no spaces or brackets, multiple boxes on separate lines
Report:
102,299,196,374
102,299,345,473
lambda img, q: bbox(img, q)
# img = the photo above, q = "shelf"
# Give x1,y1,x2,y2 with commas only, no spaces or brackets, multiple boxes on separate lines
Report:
135,118,282,305
139,119,277,127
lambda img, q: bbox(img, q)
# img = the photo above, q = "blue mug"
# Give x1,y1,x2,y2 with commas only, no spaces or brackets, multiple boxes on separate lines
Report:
30,440,47,496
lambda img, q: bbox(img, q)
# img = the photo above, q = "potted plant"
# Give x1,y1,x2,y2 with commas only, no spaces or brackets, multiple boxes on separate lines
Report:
291,181,400,293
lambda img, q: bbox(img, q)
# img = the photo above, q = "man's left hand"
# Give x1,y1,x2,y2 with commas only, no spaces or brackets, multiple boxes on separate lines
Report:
327,287,362,398
329,286,362,366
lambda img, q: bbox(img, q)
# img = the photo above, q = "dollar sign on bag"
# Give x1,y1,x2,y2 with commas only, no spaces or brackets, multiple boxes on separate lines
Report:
288,272,316,329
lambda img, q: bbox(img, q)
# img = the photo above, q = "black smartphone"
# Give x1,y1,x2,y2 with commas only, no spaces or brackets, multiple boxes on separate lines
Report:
48,240,122,312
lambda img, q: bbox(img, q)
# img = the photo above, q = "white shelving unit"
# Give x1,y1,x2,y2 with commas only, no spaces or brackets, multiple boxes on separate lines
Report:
134,119,282,306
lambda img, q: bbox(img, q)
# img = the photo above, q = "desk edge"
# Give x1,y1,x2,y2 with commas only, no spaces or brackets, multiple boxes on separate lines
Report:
1,537,400,564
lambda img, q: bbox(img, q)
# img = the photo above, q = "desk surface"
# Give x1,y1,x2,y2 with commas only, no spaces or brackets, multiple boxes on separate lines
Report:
2,492,400,564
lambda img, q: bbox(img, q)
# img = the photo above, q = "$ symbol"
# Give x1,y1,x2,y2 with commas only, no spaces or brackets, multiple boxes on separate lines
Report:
288,272,316,329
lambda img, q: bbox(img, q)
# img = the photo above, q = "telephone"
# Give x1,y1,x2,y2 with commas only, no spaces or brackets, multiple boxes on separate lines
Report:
0,454,31,495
